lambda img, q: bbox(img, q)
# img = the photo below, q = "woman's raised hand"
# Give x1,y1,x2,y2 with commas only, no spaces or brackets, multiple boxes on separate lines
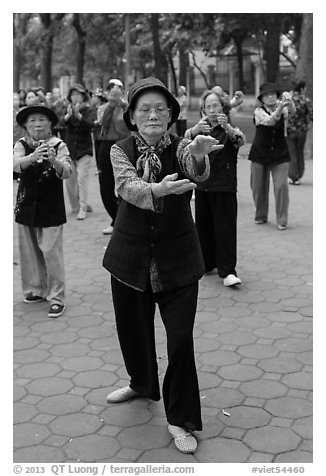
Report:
188,134,224,158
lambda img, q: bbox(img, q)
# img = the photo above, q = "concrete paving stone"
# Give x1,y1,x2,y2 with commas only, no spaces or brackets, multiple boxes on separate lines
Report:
64,434,120,462
263,373,282,381
40,331,78,345
200,417,224,438
138,448,197,463
217,331,257,346
13,445,65,463
231,292,265,304
116,448,144,461
194,337,221,353
42,434,69,447
268,311,303,323
196,437,251,463
102,349,125,365
274,451,312,463
101,363,120,371
50,342,91,357
237,343,279,359
198,371,222,389
101,405,152,427
98,425,122,437
200,364,221,373
31,414,56,424
240,379,287,399
220,380,241,388
298,438,313,452
83,404,106,415
288,321,313,333
200,387,244,408
198,349,240,367
287,390,311,400
14,422,50,448
13,385,26,401
72,370,118,388
244,426,300,453
274,337,313,353
14,348,49,364
250,302,281,313
37,394,87,415
78,325,116,339
248,452,274,463
236,316,270,329
13,402,38,423
118,424,169,450
244,397,266,407
214,306,251,318
60,356,103,371
218,364,263,381
21,395,43,404
282,372,312,390
262,289,295,300
265,396,313,419
299,307,313,317
14,326,30,337
150,416,169,426
30,321,68,333
258,356,303,373
27,377,73,396
199,320,237,334
196,311,223,322
303,364,313,372
220,427,246,439
57,370,77,379
270,417,292,427
90,336,121,351
16,362,61,379
50,413,102,436
292,416,313,439
217,405,271,428
281,298,312,308
253,326,292,339
240,358,259,365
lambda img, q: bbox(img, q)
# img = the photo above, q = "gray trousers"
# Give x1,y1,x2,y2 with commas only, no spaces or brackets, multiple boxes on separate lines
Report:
65,155,91,213
250,161,289,226
18,224,65,303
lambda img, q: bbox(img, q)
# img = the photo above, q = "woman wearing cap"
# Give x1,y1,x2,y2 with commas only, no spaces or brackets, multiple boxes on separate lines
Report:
13,104,72,318
248,82,295,230
64,83,97,220
103,77,223,454
185,88,245,287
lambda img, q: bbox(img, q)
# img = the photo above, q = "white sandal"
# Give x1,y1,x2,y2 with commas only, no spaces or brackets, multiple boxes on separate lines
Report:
168,424,197,454
106,386,139,403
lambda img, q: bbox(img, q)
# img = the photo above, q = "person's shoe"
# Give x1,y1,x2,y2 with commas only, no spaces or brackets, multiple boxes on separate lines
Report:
23,295,44,304
278,224,287,231
255,219,267,224
102,226,114,235
106,386,139,403
223,274,242,287
48,302,65,318
293,180,301,185
77,209,87,220
168,425,197,454
87,204,93,212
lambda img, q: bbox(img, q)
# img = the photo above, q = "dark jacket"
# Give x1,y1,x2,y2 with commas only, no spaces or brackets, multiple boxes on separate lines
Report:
100,99,130,142
14,140,67,227
248,110,290,166
196,125,238,193
103,135,205,291
65,103,96,160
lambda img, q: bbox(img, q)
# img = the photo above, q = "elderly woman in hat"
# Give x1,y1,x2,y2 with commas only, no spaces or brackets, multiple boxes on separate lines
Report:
13,103,72,318
103,77,223,454
64,83,97,220
248,82,295,230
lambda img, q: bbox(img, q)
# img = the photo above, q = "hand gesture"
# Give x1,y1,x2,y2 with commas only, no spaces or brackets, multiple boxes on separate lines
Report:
216,113,228,128
188,134,224,158
31,142,49,163
192,117,211,136
152,173,197,198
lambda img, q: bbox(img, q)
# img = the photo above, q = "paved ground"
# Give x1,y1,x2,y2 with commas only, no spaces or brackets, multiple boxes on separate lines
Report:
13,142,313,463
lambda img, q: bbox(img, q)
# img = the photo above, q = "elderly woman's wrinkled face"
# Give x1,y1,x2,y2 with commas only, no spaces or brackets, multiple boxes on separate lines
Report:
261,91,278,107
204,93,223,123
130,91,171,145
24,113,52,141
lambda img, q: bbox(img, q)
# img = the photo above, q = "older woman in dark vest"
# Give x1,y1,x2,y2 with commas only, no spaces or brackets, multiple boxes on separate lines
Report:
13,104,72,318
103,77,223,454
248,82,295,230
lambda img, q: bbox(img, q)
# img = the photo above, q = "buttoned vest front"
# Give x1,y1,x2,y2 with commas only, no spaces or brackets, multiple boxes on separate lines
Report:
102,134,205,291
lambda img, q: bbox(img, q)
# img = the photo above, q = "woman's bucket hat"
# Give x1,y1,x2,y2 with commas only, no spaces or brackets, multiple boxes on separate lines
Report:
16,104,58,127
123,77,180,131
257,82,281,101
67,83,88,102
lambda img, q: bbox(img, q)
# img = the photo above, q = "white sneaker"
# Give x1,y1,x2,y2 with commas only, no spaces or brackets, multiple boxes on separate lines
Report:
223,274,242,287
102,226,114,235
77,209,87,220
106,386,139,403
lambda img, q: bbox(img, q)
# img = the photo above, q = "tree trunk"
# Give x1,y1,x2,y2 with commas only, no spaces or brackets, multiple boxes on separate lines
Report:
265,18,280,83
167,52,177,95
151,13,167,84
41,33,53,91
76,37,86,84
295,13,313,98
234,36,244,91
179,44,189,88
13,42,21,91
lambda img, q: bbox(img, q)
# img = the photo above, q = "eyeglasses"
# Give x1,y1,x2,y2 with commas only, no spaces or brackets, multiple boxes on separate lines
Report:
206,103,222,111
135,107,170,117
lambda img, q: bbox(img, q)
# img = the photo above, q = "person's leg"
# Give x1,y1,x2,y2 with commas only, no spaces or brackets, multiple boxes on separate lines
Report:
37,226,65,304
297,131,307,179
271,162,289,227
158,282,202,432
64,160,79,212
194,190,216,272
18,224,47,299
250,161,270,222
287,132,299,183
75,155,92,214
98,141,118,226
212,192,238,278
110,276,161,400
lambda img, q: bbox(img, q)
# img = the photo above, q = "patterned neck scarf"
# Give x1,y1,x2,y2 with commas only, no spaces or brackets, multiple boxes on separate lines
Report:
132,131,171,183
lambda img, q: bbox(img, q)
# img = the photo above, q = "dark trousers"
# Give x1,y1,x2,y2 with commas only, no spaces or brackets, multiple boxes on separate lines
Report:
111,276,202,431
176,119,187,137
287,131,307,181
97,140,118,226
195,190,238,277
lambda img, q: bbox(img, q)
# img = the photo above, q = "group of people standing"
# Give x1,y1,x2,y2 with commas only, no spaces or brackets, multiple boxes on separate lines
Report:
13,75,312,455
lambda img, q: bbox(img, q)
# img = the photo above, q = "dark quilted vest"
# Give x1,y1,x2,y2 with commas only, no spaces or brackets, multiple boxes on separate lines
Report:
102,135,205,291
